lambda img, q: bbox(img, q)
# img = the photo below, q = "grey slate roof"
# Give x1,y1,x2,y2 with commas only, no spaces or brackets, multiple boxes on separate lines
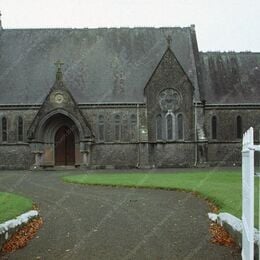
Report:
200,52,260,104
0,27,199,105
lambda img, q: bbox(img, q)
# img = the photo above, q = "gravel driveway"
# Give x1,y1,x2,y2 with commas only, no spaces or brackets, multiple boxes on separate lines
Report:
0,171,241,260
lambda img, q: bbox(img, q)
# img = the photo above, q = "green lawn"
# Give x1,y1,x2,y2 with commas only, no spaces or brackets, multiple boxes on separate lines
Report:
0,192,33,223
63,170,259,228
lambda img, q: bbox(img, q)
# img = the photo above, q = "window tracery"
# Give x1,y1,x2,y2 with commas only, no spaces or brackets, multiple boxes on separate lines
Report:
158,88,181,112
114,114,121,141
236,116,242,139
130,114,137,140
18,116,23,142
2,117,7,142
212,116,217,139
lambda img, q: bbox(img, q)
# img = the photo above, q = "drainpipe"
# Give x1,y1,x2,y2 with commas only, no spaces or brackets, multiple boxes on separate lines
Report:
137,104,140,168
194,102,198,166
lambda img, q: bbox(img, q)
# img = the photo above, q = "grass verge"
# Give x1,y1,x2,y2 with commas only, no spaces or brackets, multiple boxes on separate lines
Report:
63,170,259,228
0,192,33,223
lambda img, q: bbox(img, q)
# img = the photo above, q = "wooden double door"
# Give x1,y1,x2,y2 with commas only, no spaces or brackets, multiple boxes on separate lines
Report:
55,126,75,166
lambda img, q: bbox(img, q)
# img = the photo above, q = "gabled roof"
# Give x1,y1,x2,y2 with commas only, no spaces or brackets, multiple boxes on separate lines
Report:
27,70,93,140
0,27,199,104
144,47,195,96
200,52,260,104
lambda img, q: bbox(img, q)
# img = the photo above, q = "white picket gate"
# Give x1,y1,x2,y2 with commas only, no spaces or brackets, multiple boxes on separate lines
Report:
242,127,259,259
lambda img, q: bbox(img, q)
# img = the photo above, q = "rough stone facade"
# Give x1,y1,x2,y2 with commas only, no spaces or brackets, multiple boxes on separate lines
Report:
0,26,259,169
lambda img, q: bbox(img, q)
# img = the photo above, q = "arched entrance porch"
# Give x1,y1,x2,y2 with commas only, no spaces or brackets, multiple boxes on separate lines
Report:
40,113,80,167
29,108,93,169
30,111,85,168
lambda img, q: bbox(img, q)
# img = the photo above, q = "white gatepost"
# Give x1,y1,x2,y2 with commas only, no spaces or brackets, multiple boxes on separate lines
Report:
242,127,259,260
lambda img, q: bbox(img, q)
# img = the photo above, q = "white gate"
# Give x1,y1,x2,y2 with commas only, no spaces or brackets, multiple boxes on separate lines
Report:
242,127,259,259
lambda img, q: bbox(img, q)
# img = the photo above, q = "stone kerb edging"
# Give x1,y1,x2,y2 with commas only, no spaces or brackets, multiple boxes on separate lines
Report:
0,210,39,249
208,212,259,259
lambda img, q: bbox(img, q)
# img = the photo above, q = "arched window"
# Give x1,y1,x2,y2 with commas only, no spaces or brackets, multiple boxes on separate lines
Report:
114,114,121,141
18,116,23,142
98,115,105,141
177,114,183,140
236,116,242,139
156,114,163,140
2,117,7,142
166,114,173,140
212,116,217,139
130,114,137,140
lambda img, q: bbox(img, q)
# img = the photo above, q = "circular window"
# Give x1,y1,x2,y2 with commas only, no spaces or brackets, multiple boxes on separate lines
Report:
158,88,181,111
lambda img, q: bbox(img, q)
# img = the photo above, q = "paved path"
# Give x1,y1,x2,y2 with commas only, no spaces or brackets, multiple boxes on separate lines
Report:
0,171,241,260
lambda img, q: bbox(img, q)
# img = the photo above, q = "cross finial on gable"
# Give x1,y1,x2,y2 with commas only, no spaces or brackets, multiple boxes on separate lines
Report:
54,60,64,70
54,60,64,81
166,35,172,47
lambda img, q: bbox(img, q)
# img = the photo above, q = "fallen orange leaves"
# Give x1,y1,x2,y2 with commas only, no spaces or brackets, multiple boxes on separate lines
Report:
1,217,43,253
207,201,219,214
209,222,236,247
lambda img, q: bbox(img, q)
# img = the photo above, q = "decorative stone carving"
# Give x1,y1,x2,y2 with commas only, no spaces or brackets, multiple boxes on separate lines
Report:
158,88,181,112
50,91,68,105
54,93,64,104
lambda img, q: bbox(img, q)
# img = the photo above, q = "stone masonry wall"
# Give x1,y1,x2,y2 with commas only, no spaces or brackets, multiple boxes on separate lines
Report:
205,108,260,141
0,144,34,169
91,143,138,168
1,105,260,169
0,109,38,143
207,143,241,166
81,106,147,143
205,107,260,166
150,143,195,167
0,109,37,169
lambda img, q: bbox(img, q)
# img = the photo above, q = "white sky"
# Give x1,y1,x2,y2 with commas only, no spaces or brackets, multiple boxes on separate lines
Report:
1,0,260,51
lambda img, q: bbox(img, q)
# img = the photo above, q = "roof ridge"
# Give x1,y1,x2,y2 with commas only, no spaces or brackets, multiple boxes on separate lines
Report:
1,26,192,31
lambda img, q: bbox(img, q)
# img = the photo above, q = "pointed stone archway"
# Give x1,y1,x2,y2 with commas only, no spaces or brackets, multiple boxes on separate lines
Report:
35,112,80,167
28,110,92,168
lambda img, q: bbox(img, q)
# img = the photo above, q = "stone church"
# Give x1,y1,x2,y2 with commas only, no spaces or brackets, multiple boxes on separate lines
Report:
0,22,259,169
